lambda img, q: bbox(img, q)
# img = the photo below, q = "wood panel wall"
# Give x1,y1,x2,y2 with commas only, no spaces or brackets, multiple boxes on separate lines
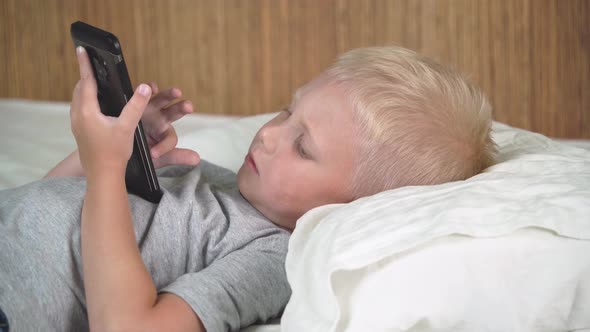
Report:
1,0,588,138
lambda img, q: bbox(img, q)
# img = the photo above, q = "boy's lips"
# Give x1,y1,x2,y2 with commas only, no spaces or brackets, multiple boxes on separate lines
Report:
246,152,259,174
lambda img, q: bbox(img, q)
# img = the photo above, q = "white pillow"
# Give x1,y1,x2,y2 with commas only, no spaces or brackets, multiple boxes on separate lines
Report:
280,123,590,332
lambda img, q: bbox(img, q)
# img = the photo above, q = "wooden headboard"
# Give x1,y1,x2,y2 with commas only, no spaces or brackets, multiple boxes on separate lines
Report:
1,0,588,138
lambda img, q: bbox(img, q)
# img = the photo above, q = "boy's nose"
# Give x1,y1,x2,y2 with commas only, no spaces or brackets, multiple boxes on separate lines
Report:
259,125,280,155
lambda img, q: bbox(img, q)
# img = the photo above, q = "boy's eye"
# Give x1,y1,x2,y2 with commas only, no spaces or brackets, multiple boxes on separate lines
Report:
295,135,310,159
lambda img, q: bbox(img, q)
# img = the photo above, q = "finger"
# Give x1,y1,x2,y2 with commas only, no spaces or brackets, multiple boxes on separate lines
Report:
145,101,192,142
76,46,94,81
150,127,178,159
120,84,152,128
161,100,194,123
149,87,182,110
153,148,201,168
74,47,98,103
148,82,160,95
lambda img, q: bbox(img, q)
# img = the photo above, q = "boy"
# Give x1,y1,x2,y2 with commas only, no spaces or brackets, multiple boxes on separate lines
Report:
0,46,495,331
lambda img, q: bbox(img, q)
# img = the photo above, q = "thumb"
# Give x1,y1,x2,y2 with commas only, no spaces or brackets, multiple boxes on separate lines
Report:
121,84,152,127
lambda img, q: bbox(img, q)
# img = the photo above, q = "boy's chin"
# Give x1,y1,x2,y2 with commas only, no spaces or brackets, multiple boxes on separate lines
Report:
236,162,247,183
236,165,253,198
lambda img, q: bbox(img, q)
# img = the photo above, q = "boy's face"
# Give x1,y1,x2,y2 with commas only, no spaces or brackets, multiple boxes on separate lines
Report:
237,77,358,230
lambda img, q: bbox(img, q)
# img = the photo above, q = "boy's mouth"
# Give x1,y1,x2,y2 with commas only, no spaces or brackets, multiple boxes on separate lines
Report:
246,152,259,174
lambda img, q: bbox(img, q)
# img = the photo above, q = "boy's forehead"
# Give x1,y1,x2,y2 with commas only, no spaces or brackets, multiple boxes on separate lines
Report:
295,79,357,146
290,74,334,108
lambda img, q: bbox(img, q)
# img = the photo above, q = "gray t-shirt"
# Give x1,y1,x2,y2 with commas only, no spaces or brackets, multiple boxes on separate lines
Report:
0,161,291,332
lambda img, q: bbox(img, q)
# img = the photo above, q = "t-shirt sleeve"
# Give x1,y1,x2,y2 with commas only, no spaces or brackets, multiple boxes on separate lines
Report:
160,235,291,332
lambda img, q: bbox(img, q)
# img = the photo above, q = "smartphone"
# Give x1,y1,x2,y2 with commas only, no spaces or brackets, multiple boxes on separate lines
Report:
70,21,162,203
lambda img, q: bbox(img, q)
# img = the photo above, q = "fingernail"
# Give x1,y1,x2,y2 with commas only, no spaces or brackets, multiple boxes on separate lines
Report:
138,84,150,96
76,46,85,55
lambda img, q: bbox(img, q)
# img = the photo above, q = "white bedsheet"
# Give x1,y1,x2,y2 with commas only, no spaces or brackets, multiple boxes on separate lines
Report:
2,99,590,332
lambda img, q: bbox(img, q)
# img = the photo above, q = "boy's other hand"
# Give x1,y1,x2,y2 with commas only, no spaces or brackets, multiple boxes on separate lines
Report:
142,82,200,169
70,46,151,177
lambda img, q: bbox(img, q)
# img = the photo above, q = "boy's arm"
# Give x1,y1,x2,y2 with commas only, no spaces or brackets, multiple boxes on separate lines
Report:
44,150,85,178
82,168,204,332
72,47,204,332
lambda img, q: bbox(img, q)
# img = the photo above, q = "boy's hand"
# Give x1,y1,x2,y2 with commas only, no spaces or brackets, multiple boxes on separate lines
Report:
142,82,200,169
70,46,151,177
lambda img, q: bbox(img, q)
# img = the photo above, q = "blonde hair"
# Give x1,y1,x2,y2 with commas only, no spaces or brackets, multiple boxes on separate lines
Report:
325,46,496,198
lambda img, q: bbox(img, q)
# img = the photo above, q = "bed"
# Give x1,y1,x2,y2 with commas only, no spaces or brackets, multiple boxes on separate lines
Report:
1,98,590,331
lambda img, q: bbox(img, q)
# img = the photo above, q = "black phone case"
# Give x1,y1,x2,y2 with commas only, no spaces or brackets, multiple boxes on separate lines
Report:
70,21,162,203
